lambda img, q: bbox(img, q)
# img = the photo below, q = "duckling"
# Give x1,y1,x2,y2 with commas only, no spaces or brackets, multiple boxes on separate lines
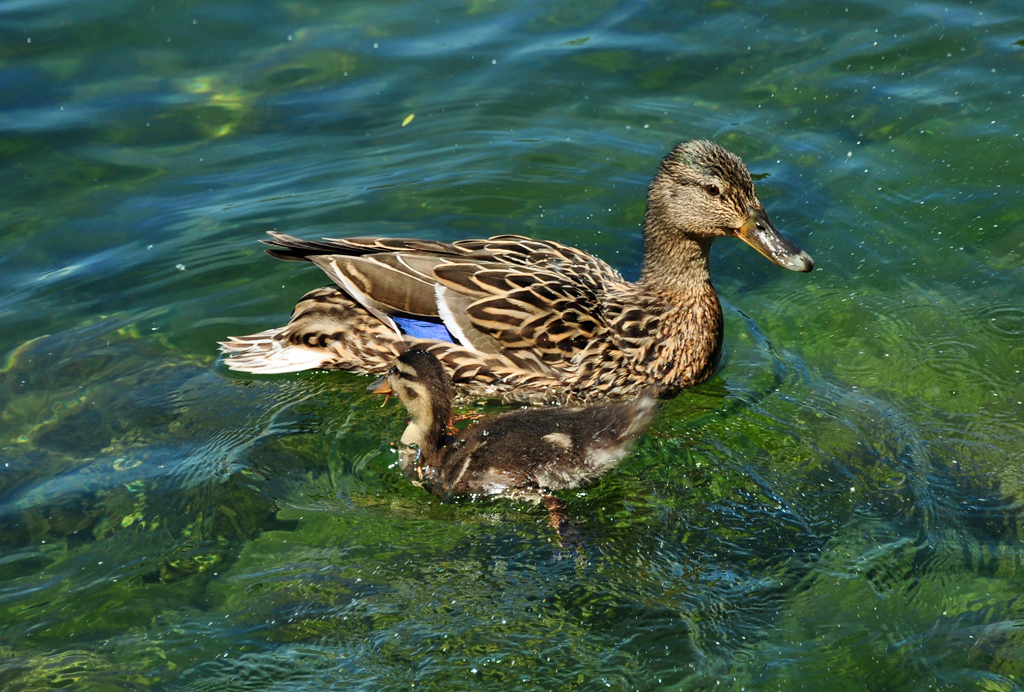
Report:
368,350,658,520
222,139,813,405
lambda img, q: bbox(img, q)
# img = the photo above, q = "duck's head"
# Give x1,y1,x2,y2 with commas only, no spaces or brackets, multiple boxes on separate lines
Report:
368,349,453,449
647,139,813,273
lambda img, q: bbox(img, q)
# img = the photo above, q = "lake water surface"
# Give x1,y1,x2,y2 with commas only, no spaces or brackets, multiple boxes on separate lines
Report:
2,0,1023,689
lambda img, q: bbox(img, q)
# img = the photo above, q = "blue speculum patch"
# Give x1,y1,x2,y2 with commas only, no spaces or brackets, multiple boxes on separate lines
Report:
394,316,457,343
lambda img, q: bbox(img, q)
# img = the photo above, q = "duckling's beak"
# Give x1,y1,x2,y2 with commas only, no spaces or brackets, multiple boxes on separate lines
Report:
367,375,393,395
368,375,393,407
734,208,814,272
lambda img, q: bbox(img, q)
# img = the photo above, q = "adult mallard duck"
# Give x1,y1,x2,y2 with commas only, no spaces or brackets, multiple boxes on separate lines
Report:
220,140,813,404
368,349,658,532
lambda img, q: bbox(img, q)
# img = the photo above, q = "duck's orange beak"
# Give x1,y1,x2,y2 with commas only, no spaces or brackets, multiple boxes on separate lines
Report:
733,207,814,272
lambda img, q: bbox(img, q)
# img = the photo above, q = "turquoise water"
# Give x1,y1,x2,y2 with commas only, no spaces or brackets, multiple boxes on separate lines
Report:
2,0,1023,689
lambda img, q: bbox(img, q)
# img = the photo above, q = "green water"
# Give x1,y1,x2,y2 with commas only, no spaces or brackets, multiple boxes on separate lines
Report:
2,0,1023,689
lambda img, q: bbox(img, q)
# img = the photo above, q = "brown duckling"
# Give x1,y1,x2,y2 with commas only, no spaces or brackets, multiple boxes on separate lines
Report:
368,350,659,512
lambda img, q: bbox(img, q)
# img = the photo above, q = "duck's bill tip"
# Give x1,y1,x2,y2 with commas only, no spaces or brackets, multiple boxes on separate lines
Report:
367,375,393,395
734,211,814,273
779,250,814,273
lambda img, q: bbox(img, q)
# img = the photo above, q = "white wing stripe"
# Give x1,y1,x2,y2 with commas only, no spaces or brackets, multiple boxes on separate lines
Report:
435,283,472,348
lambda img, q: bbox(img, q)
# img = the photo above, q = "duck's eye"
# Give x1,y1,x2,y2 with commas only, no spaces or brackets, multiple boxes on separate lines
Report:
704,184,720,197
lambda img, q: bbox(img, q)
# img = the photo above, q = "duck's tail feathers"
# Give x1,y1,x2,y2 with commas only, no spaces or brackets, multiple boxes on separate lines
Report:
219,328,332,374
220,285,409,375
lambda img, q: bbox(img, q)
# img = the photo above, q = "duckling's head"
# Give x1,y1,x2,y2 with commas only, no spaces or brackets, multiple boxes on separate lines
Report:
646,139,813,273
368,349,453,450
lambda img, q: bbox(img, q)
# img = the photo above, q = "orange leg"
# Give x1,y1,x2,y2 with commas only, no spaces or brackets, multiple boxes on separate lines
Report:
446,411,486,435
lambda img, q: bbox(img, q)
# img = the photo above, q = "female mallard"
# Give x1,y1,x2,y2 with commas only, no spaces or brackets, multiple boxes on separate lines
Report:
368,349,658,526
221,140,813,404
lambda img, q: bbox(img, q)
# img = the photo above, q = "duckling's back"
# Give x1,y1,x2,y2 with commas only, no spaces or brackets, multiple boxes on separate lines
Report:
435,392,658,500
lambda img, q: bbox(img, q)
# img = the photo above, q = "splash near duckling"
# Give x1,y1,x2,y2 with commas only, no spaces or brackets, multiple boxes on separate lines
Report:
220,140,813,404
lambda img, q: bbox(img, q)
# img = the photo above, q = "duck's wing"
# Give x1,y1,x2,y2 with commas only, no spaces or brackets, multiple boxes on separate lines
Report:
431,261,612,365
452,235,625,291
264,232,622,278
443,237,627,365
262,232,464,262
262,233,627,366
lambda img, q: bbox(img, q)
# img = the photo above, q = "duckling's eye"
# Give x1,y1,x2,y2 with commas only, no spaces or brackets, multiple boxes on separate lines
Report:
704,184,720,197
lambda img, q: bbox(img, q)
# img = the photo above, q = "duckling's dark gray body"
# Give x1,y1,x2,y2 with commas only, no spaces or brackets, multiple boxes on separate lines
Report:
423,395,657,502
370,350,658,503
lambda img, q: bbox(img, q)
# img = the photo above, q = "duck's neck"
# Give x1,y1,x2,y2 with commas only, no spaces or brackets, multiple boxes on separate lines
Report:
638,212,714,297
400,390,452,453
632,207,723,391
